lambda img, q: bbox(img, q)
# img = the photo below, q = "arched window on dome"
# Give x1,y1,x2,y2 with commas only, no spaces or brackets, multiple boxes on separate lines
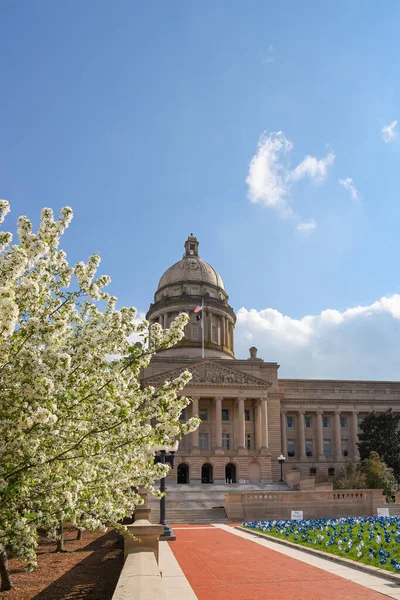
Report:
191,323,201,341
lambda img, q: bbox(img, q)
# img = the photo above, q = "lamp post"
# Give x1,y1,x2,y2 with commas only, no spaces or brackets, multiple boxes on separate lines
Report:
154,442,179,541
277,454,286,483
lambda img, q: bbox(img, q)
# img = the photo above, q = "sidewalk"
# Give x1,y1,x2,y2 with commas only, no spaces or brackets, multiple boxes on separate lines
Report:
168,524,400,600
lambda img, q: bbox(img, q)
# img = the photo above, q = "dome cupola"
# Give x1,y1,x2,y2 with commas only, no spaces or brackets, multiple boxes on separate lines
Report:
147,235,236,359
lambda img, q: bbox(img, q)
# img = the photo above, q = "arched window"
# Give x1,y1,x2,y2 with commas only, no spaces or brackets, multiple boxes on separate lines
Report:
201,463,213,484
177,463,189,484
225,463,237,483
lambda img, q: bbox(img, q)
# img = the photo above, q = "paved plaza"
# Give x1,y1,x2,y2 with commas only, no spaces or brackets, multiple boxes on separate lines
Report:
159,524,400,600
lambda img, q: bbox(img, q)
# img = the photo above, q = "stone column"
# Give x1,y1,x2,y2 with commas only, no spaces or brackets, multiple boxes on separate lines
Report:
221,317,226,347
316,410,325,460
191,396,200,453
334,410,342,460
351,410,359,461
261,397,269,449
215,396,223,453
237,397,246,451
255,401,262,450
298,409,306,460
281,411,287,455
163,313,168,329
208,312,213,343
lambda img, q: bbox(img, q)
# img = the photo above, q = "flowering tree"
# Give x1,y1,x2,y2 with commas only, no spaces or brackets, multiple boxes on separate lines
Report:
0,201,199,590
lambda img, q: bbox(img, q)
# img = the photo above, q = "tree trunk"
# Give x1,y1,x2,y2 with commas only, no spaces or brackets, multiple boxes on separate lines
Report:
55,522,66,552
0,547,13,591
77,529,82,541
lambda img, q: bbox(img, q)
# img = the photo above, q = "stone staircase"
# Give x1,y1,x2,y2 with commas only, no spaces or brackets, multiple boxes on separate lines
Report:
147,482,289,524
150,506,229,524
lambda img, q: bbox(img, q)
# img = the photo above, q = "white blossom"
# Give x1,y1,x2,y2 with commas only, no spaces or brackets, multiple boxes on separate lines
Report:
0,202,197,584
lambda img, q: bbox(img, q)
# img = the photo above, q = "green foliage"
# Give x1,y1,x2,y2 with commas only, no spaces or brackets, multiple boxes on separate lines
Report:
333,462,366,490
333,453,398,501
361,452,398,501
358,410,400,483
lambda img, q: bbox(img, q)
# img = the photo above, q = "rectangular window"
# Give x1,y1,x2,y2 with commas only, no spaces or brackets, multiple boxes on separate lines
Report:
199,408,208,421
340,416,348,429
306,439,313,457
191,323,201,341
341,440,349,457
287,415,294,428
323,440,331,458
199,433,209,450
179,410,185,421
222,433,230,449
222,409,229,421
287,439,295,457
323,416,330,428
212,325,218,343
245,433,252,450
357,416,364,427
305,416,312,428
244,409,251,421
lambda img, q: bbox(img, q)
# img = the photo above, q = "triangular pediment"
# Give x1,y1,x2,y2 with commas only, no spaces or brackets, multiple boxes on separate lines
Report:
142,360,271,389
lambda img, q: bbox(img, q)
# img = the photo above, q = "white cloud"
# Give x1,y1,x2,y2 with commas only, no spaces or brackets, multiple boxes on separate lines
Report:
289,151,335,182
236,294,400,379
382,120,398,143
296,219,317,232
261,57,274,64
246,131,293,216
246,131,335,221
339,178,360,201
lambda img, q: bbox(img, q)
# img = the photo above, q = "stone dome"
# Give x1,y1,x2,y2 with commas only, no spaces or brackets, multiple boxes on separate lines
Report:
147,234,236,359
158,257,225,291
157,234,225,292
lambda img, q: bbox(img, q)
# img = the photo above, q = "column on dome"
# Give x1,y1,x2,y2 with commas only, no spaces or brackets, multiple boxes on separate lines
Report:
316,410,325,460
256,401,262,450
281,410,287,455
215,396,223,450
261,397,269,449
220,317,224,346
237,397,246,449
351,410,359,461
298,409,306,460
207,312,212,344
163,312,168,329
334,411,342,460
191,396,200,452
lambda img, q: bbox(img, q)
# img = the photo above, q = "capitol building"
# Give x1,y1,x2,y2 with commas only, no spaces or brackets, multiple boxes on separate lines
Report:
142,235,400,485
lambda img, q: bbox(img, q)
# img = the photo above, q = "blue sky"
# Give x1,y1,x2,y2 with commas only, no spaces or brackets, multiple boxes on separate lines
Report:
2,1,400,378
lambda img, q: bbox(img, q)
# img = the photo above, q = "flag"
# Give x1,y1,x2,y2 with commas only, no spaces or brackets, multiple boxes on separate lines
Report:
196,312,202,322
194,301,203,314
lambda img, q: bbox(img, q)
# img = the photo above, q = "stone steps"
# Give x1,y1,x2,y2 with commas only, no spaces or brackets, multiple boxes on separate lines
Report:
149,507,229,524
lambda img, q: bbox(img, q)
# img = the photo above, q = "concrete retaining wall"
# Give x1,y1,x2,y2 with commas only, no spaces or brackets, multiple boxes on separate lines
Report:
111,551,166,600
225,488,387,522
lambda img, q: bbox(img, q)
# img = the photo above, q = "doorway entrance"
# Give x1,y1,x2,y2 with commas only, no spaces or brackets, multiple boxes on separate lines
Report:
177,463,189,484
201,463,213,484
225,463,237,483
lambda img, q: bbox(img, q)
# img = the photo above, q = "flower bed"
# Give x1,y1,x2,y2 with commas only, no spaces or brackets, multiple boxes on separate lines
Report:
243,516,400,574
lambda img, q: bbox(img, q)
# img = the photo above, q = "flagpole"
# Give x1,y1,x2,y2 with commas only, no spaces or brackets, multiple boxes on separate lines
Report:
201,297,205,360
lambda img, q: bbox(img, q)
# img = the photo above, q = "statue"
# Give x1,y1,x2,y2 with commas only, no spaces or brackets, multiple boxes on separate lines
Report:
248,346,262,361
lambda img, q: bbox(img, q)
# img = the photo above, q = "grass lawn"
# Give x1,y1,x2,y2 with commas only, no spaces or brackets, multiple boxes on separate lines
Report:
243,516,400,575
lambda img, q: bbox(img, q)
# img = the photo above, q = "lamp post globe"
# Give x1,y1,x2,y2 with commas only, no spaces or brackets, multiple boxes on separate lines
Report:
277,454,286,483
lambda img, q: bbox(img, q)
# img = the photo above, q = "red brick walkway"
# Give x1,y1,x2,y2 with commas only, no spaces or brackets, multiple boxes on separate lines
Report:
169,526,388,600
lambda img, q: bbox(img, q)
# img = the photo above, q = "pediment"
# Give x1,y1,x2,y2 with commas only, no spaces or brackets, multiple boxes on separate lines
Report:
143,360,271,389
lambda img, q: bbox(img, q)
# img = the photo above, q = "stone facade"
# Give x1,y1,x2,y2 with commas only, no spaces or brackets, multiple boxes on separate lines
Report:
142,235,400,485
